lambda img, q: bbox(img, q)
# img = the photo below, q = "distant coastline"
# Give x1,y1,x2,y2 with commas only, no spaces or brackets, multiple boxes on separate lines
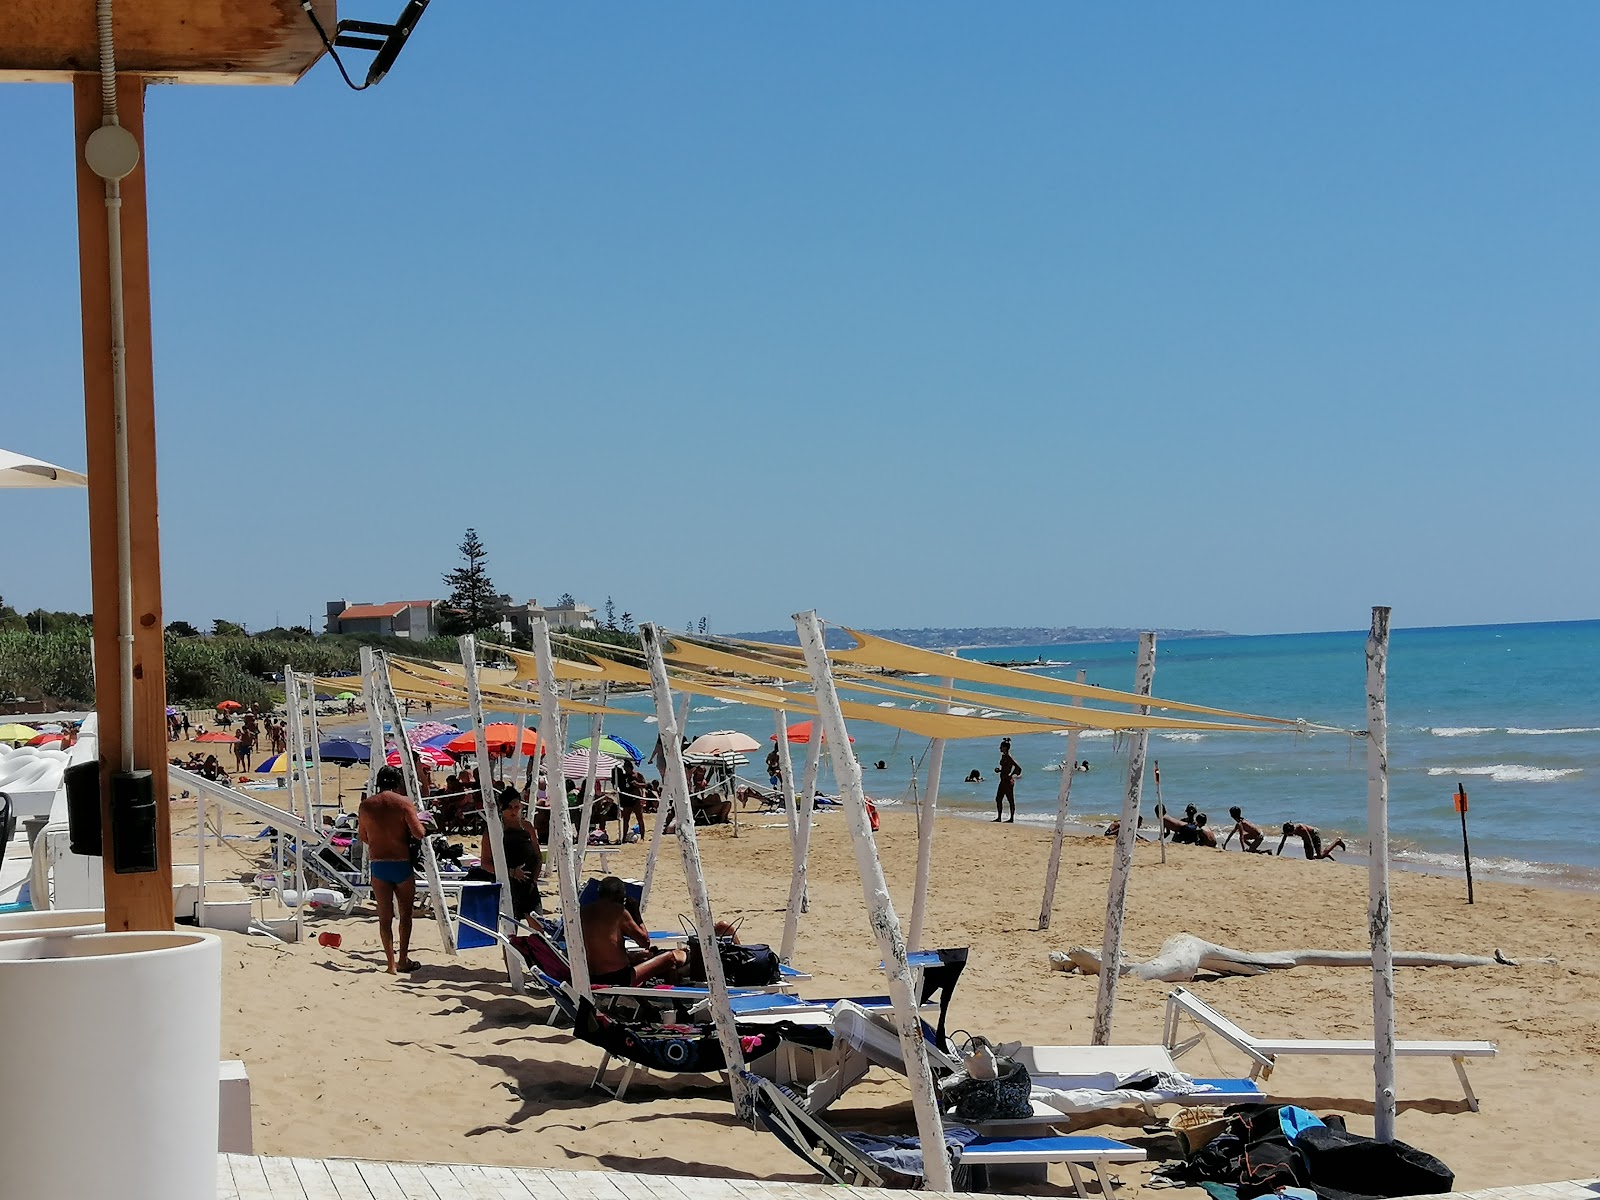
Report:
735,625,1232,651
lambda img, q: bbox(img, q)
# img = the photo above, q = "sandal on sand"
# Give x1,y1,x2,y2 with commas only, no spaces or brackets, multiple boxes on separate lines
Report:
400,958,422,972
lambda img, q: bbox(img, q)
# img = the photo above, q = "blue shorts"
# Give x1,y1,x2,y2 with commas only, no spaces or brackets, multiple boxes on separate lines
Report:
370,860,413,885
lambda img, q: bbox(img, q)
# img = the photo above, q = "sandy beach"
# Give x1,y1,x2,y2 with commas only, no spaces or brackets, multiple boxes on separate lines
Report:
170,774,1600,1194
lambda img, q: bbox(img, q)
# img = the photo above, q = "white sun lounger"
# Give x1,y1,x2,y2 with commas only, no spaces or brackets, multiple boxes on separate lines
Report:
1162,986,1496,1110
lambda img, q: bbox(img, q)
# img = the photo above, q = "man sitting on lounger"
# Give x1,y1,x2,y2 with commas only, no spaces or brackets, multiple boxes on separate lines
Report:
580,875,686,987
1278,821,1346,859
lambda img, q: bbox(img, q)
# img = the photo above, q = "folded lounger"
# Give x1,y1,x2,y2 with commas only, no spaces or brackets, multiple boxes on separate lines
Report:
743,1070,1143,1197
1162,986,1497,1110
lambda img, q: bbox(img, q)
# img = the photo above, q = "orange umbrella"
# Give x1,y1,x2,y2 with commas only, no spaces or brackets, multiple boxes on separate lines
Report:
444,724,538,756
196,730,237,743
216,700,242,711
772,720,851,745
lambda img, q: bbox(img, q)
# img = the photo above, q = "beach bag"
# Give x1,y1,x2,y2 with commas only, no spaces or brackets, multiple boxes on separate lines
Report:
866,800,880,831
1293,1125,1452,1200
941,1038,1032,1122
686,935,782,987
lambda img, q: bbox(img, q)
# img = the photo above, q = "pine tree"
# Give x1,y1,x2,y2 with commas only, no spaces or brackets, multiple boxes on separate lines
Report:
604,596,617,629
441,527,500,634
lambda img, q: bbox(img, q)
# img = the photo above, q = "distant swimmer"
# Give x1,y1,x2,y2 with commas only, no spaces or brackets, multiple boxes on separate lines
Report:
874,760,888,770
1079,760,1091,772
965,769,984,783
1225,806,1267,853
993,738,1022,823
1278,822,1346,860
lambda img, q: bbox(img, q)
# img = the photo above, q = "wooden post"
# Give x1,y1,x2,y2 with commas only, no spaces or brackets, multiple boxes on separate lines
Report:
74,74,171,932
640,624,748,1107
284,671,307,938
1367,606,1397,1142
1154,761,1167,866
461,636,515,935
530,620,590,1001
795,610,951,1193
1092,633,1157,1045
573,685,608,872
1456,784,1474,905
907,736,944,953
773,707,800,852
639,692,689,915
1039,670,1087,930
779,725,824,962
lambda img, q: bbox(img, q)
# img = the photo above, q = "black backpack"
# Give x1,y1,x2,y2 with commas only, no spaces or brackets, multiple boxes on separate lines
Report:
1294,1125,1454,1200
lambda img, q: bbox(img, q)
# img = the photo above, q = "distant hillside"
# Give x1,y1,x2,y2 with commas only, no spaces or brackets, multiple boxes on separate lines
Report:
736,626,1231,651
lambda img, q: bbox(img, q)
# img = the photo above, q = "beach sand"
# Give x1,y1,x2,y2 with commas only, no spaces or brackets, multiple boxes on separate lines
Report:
174,779,1600,1193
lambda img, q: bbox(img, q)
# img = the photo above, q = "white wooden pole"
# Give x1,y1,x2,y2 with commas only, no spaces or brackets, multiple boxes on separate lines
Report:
283,670,306,939
574,684,609,872
1039,670,1087,930
360,647,382,799
774,706,799,849
1367,605,1397,1142
1092,633,1157,1045
795,610,951,1193
640,623,748,1107
195,790,206,922
907,737,944,954
306,684,327,823
779,725,824,961
368,649,456,955
461,635,515,935
530,619,590,1001
639,692,690,915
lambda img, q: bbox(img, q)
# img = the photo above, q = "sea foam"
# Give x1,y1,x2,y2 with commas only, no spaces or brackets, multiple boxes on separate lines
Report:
1506,727,1600,736
1427,764,1582,783
1428,727,1497,737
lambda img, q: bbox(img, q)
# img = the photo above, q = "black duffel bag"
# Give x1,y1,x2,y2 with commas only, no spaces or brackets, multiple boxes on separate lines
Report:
1294,1125,1453,1200
685,933,782,987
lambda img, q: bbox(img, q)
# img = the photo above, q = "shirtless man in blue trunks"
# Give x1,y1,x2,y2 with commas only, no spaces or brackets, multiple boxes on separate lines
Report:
359,765,426,974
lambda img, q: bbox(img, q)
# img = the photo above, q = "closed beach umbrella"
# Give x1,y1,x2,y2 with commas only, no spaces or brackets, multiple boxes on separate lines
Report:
316,738,370,765
571,734,643,763
0,723,38,745
563,749,621,779
686,730,761,756
772,720,852,745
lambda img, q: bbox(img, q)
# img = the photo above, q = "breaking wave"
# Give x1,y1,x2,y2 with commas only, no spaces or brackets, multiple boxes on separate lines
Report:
1426,764,1582,783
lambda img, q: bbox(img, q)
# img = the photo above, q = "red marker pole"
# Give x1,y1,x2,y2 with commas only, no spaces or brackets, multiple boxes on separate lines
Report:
1455,783,1474,904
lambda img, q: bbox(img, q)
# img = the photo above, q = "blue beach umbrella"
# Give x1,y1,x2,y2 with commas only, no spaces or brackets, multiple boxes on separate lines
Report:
317,738,370,765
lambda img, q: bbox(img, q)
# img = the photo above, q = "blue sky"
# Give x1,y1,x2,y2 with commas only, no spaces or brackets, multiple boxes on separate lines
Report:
4,4,1597,636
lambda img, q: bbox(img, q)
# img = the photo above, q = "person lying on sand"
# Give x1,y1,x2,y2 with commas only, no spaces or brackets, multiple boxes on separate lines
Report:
1278,821,1346,860
581,876,684,986
1225,805,1268,852
1160,812,1218,848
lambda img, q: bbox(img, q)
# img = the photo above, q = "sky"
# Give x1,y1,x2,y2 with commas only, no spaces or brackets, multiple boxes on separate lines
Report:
4,3,1598,638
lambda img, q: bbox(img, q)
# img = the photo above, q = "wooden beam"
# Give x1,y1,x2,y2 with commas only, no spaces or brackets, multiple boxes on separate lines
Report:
1,2,332,86
74,74,173,932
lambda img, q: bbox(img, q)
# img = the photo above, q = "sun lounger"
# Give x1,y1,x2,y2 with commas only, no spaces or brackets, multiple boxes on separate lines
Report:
742,1070,1144,1196
1162,986,1496,1110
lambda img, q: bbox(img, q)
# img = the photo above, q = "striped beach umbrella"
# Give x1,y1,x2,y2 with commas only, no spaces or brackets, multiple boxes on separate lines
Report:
562,749,621,779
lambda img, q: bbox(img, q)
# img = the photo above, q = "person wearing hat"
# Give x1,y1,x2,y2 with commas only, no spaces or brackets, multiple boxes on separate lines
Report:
994,737,1022,823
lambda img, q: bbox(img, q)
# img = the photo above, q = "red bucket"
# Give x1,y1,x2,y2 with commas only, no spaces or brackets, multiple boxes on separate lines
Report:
318,932,342,949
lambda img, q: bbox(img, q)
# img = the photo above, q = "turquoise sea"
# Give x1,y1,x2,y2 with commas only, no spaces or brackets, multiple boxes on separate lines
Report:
576,620,1600,886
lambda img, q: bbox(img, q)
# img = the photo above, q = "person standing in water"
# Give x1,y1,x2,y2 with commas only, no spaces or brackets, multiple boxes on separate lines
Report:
993,737,1022,823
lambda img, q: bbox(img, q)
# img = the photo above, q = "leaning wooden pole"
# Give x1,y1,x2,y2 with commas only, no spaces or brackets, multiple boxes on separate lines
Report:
1367,606,1397,1142
1039,670,1087,930
461,635,516,935
531,620,591,1001
639,691,690,915
640,623,749,1107
907,736,944,953
780,725,825,961
774,704,800,850
573,684,609,871
796,610,951,1193
1092,632,1157,1045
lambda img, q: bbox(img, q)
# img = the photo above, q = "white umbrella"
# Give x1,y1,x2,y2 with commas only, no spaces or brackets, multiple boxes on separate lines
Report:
562,748,621,780
0,448,87,488
686,730,761,756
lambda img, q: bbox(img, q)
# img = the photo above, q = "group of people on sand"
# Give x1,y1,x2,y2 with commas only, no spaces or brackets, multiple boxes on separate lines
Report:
1104,803,1346,859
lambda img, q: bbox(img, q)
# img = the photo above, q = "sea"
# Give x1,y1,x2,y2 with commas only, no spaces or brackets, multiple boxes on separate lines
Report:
570,620,1600,888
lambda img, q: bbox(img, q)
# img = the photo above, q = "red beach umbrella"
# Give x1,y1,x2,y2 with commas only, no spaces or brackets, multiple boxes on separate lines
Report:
772,720,851,745
444,724,538,756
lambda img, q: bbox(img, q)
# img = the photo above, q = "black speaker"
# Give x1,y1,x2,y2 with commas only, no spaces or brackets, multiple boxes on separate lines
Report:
64,760,103,857
110,770,159,874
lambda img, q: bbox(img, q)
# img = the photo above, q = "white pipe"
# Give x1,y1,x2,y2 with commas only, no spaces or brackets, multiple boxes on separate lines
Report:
1092,632,1156,1046
779,726,824,962
639,692,690,915
530,620,590,1001
1366,606,1397,1141
461,636,515,935
795,610,950,1194
640,623,748,1106
573,684,608,872
1038,670,1087,930
93,0,136,775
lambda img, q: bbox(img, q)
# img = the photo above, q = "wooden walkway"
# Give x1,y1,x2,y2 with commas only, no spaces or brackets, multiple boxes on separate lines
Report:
218,1155,973,1199
219,1156,1600,1200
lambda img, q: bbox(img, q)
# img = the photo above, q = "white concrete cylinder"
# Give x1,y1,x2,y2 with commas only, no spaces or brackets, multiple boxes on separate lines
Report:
0,907,106,941
0,931,221,1200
